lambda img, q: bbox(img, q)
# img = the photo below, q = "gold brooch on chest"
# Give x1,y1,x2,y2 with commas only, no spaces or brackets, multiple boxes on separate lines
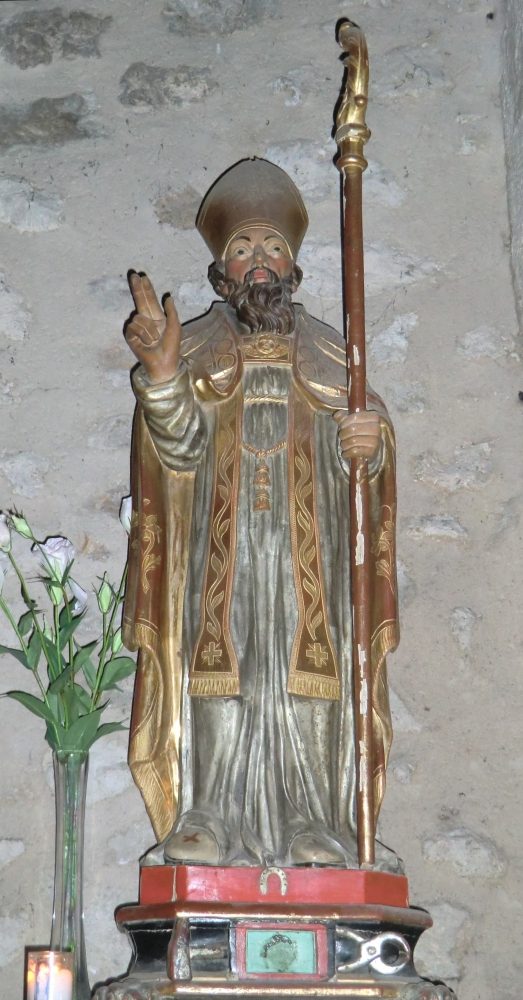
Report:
240,333,292,364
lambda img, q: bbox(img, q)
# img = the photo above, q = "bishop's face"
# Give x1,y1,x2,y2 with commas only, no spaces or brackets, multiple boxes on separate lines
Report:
224,226,296,287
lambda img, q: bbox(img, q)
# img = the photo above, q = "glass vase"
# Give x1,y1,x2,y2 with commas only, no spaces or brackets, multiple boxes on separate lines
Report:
50,750,91,1000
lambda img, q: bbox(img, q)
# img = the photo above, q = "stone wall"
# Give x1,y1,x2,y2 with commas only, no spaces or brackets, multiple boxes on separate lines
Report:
0,1,520,998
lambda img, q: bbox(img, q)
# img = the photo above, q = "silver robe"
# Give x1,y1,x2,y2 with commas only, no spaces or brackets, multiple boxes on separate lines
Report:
132,327,387,868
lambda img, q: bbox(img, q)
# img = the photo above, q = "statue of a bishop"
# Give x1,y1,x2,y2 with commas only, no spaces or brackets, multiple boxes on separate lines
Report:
122,158,400,871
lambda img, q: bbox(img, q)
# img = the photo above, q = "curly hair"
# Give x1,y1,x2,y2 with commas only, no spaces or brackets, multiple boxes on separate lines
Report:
208,261,303,337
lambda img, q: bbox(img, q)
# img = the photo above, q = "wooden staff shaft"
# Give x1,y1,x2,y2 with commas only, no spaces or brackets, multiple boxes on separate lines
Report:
343,169,375,868
336,20,375,867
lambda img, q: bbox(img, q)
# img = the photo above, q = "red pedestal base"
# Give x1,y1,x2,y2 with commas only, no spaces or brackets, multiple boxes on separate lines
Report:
139,865,410,908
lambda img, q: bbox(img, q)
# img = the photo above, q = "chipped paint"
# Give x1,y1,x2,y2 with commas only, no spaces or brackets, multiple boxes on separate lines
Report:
355,479,365,564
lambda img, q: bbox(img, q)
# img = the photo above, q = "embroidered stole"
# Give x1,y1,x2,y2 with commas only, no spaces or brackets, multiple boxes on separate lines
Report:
188,382,341,700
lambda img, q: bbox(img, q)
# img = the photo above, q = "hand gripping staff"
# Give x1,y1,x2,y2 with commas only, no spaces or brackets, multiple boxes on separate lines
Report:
335,20,375,868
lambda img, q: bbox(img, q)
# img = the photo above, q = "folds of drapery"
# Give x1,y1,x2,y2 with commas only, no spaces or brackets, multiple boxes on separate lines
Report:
123,308,399,843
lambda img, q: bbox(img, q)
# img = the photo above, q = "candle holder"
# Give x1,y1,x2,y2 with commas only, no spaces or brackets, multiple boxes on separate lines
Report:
26,951,74,1000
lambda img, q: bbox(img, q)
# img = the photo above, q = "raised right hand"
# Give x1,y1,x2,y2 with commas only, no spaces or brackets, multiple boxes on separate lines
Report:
125,273,182,384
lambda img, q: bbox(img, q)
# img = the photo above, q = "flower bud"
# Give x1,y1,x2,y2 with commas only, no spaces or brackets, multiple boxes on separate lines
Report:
0,514,11,553
10,515,33,539
119,496,132,535
97,579,113,614
112,627,123,654
69,578,88,617
42,616,53,641
48,582,62,606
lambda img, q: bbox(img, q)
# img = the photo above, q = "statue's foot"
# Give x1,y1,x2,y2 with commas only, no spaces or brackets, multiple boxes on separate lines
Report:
164,825,220,864
286,831,346,865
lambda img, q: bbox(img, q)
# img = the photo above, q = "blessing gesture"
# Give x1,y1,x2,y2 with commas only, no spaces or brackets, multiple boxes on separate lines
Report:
125,273,182,384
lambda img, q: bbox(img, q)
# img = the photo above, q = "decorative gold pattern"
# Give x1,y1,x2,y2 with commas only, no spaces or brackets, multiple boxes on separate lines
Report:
371,505,396,598
133,513,162,595
240,333,292,364
242,438,287,511
287,385,340,700
189,391,242,696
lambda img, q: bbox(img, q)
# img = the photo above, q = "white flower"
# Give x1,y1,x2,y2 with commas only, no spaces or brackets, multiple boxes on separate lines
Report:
0,514,11,553
69,578,88,616
33,536,75,582
119,496,132,535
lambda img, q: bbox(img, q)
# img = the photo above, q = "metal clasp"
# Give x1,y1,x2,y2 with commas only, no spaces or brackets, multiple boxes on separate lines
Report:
337,928,411,976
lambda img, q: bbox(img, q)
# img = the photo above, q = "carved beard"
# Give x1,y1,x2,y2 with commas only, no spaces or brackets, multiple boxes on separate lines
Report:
208,262,303,337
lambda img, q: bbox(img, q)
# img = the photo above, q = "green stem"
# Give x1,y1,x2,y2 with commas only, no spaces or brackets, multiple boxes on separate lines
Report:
7,552,56,678
90,564,128,710
0,584,60,745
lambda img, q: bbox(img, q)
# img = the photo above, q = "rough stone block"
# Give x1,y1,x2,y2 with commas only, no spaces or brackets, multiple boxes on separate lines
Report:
109,821,154,866
414,442,492,491
119,62,216,108
0,839,25,871
406,515,468,540
397,557,416,607
458,324,515,359
389,754,416,784
0,451,49,498
415,902,470,981
0,913,30,968
0,177,64,233
154,186,202,229
386,380,426,413
265,140,338,204
369,314,418,367
372,46,448,100
365,159,406,207
89,275,131,311
176,277,214,309
88,415,132,451
0,273,32,340
449,606,481,651
389,687,422,732
300,241,435,301
0,93,91,152
422,828,507,879
0,7,112,69
163,0,278,36
364,244,436,296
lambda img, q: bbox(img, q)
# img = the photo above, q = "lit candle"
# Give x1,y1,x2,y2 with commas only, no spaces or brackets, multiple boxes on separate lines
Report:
26,951,73,1000
49,966,73,1000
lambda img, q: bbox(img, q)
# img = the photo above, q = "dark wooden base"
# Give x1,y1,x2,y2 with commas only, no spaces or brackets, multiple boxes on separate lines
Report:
92,866,456,1000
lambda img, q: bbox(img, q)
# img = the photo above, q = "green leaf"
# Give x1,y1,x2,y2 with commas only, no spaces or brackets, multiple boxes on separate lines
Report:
42,635,66,680
59,603,71,628
27,630,42,671
17,611,33,637
82,657,97,692
73,640,98,674
73,684,92,713
49,664,72,695
61,709,104,752
89,721,127,745
44,721,61,751
62,685,87,725
6,690,56,724
59,615,84,650
0,645,30,669
98,656,137,691
47,692,64,726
